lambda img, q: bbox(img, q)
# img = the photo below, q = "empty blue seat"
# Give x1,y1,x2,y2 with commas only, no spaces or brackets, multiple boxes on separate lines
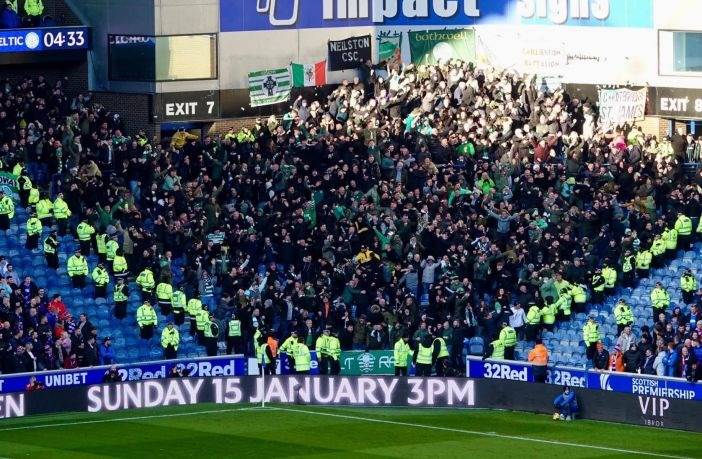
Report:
469,337,484,356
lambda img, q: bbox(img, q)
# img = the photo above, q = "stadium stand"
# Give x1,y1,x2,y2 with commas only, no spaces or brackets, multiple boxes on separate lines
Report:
1,62,702,382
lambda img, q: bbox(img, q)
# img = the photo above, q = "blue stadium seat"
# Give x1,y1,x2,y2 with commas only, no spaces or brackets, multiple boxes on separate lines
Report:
469,337,484,356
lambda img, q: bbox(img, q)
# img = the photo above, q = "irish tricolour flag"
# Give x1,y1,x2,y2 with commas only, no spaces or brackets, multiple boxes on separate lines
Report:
291,61,327,87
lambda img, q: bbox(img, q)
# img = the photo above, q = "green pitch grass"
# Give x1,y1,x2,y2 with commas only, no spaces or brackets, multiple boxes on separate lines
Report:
0,404,700,458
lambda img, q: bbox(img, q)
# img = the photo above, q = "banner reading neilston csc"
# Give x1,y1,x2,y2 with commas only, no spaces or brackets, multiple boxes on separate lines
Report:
408,29,475,65
328,35,371,71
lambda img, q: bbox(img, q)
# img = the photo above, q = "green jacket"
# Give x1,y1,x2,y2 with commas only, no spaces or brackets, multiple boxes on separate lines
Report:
91,266,109,286
136,304,157,327
67,255,88,277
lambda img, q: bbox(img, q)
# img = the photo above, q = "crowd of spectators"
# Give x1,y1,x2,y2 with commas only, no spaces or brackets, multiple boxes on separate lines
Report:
1,57,702,380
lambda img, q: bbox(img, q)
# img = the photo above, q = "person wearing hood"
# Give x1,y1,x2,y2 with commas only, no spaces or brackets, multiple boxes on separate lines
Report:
623,343,642,373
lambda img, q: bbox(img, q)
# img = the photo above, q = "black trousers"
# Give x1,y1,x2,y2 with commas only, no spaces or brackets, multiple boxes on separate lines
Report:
19,189,29,207
395,366,408,376
205,337,218,356
140,325,154,340
415,363,432,377
526,324,539,341
159,300,171,316
94,285,106,298
226,336,242,354
318,356,331,375
163,345,177,360
173,309,185,326
71,275,85,288
26,233,39,250
57,218,68,236
259,363,275,375
435,357,449,376
504,347,515,361
586,342,597,360
46,253,58,269
621,271,634,287
682,290,695,305
533,365,547,383
329,359,340,375
79,239,91,255
114,301,127,319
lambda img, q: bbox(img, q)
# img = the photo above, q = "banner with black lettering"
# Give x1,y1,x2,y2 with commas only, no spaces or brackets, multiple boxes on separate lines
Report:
328,35,372,71
597,87,647,130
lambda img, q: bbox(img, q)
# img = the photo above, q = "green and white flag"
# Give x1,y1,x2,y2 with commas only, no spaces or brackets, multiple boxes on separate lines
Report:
248,67,291,107
408,29,476,65
377,31,402,62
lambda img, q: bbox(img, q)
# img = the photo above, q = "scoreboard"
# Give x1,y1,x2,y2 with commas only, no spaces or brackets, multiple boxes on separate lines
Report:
0,27,90,53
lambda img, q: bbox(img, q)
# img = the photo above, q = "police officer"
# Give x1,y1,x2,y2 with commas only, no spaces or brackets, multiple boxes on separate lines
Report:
161,322,180,360
680,269,697,305
105,236,119,266
582,314,601,361
43,231,58,269
498,322,518,361
257,334,275,375
650,234,666,268
393,333,411,376
155,278,173,315
675,212,693,250
226,312,242,354
540,296,556,332
620,250,636,287
635,247,652,279
112,249,129,281
36,194,53,227
203,313,219,357
136,266,156,301
171,286,187,326
67,249,88,289
484,336,505,361
327,329,341,375
91,263,109,299
113,277,129,319
601,261,617,293
613,299,634,335
52,192,71,236
525,303,541,341
0,190,14,232
279,331,299,370
195,305,209,344
136,300,158,340
315,327,332,375
17,170,32,207
590,269,605,304
293,335,311,375
650,282,670,317
570,283,587,313
666,225,678,256
432,331,450,375
96,232,108,263
187,295,203,336
413,335,435,377
76,219,95,255
25,212,42,250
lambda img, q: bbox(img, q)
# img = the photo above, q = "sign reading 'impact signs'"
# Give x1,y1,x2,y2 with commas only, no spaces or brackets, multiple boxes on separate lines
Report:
597,88,647,129
328,35,372,70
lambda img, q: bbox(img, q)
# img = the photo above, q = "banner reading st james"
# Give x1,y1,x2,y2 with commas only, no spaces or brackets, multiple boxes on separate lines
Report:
408,29,476,65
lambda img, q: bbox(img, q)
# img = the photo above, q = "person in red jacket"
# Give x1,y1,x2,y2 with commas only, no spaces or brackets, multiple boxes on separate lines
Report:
48,294,68,320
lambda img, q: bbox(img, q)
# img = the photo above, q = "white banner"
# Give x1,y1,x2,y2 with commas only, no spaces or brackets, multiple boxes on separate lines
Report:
598,88,647,130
